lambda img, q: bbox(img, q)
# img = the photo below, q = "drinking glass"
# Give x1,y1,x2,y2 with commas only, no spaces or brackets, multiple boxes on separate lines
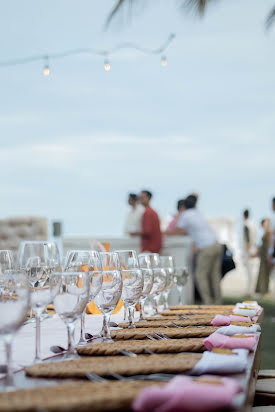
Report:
0,273,29,390
145,253,167,315
17,241,61,362
160,256,175,310
50,272,89,358
64,250,102,344
0,250,14,274
94,253,122,341
138,254,154,320
115,250,143,328
174,267,189,304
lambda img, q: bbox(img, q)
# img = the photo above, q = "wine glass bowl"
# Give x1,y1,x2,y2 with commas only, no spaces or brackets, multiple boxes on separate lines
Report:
50,271,89,358
138,254,154,320
174,267,189,305
115,250,143,328
17,241,61,362
64,250,102,345
94,268,122,341
0,250,15,274
160,256,175,310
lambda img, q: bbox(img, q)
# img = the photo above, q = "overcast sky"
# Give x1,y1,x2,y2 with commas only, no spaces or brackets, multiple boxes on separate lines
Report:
0,0,275,237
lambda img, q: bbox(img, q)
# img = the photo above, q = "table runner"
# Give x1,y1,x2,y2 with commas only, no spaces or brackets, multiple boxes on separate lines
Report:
110,326,218,340
77,338,206,356
25,353,202,378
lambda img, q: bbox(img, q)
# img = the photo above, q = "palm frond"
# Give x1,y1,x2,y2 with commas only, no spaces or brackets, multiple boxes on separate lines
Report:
105,0,127,29
182,0,220,15
266,6,275,29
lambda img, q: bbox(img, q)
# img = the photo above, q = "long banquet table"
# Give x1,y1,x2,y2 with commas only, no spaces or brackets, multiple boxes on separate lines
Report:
0,306,263,411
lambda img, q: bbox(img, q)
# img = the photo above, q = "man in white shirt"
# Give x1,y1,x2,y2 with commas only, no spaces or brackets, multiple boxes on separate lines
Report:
176,197,222,304
124,193,145,235
242,209,257,295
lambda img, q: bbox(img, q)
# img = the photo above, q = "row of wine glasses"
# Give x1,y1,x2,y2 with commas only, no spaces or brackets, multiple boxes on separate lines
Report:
0,245,189,389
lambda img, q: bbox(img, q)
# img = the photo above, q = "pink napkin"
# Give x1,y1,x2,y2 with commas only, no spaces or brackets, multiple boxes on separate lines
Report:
132,375,243,412
204,332,258,351
211,314,252,326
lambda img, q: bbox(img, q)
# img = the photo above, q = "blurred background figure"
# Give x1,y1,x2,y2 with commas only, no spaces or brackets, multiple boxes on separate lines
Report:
130,190,162,253
242,209,257,296
124,193,144,235
175,196,222,304
254,218,272,297
268,197,275,267
166,199,185,234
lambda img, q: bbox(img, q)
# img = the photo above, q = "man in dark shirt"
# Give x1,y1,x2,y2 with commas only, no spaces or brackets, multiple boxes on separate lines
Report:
130,190,162,253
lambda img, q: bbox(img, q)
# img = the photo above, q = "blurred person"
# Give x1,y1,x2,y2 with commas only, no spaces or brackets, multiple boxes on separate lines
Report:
242,209,257,296
172,197,222,304
254,218,272,296
166,199,185,233
124,193,144,235
130,190,162,253
268,197,275,266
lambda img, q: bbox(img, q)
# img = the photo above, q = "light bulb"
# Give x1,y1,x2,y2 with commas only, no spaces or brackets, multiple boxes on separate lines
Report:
43,64,50,76
104,59,111,72
161,56,168,67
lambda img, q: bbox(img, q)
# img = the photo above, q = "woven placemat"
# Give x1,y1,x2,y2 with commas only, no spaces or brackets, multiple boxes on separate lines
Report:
118,318,213,328
77,338,206,356
111,326,217,340
169,305,235,310
159,310,232,316
145,315,213,321
0,380,159,412
26,353,202,379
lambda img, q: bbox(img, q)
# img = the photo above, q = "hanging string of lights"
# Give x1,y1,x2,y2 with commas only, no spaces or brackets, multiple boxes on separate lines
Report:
0,33,175,76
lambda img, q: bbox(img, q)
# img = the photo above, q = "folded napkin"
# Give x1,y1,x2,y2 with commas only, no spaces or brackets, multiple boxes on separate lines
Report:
236,301,258,308
204,332,258,351
132,375,243,412
215,324,261,336
191,349,248,375
233,308,258,318
211,314,252,326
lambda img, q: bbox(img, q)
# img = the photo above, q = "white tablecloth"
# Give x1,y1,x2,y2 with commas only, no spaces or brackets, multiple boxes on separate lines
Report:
0,312,125,373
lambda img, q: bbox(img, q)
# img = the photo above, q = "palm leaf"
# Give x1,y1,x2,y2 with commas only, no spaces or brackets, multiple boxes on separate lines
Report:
105,0,275,28
266,6,275,29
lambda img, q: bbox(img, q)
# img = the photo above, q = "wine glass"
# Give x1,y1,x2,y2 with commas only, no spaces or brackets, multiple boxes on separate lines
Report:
0,250,14,274
17,241,61,362
174,267,189,304
160,256,175,310
138,254,154,320
94,252,122,341
50,272,89,358
115,250,143,328
145,253,167,315
0,272,29,390
64,250,102,344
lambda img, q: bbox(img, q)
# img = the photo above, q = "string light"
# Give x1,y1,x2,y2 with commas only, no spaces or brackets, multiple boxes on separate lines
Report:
161,55,168,67
104,58,111,71
43,57,50,76
0,33,175,74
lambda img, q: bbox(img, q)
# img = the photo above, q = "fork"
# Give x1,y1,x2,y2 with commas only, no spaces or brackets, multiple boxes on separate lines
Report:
119,349,137,357
145,333,157,341
86,372,108,382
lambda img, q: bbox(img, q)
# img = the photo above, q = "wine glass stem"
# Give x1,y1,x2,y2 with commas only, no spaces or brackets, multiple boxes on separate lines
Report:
4,336,14,389
102,313,111,339
178,286,183,304
35,314,41,362
67,323,76,354
139,299,145,321
80,311,86,342
128,306,135,328
154,295,161,313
